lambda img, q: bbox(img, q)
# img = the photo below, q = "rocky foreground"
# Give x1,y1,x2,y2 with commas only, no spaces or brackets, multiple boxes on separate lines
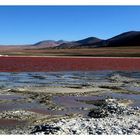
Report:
31,99,140,135
0,71,140,135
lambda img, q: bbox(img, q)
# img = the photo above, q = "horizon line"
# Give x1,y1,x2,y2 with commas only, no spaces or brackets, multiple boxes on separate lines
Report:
0,30,138,46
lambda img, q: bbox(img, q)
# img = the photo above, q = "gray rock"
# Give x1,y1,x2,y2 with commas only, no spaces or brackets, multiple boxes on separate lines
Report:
31,125,60,135
88,108,108,118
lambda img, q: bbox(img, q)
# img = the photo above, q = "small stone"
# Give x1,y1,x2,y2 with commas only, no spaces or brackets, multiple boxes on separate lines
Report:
96,129,103,135
88,108,108,118
72,130,77,134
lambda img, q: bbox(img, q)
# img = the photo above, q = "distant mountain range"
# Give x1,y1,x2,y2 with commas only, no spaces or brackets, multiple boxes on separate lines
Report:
32,40,68,48
54,31,140,49
1,31,140,49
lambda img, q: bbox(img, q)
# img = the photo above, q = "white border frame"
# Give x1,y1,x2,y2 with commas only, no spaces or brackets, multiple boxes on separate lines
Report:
0,0,140,139
0,0,140,5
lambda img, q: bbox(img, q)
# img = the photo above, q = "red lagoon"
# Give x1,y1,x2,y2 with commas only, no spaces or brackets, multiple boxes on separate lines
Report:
0,56,140,72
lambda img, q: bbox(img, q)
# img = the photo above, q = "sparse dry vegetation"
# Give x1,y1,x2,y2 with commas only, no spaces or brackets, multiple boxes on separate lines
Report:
0,46,140,57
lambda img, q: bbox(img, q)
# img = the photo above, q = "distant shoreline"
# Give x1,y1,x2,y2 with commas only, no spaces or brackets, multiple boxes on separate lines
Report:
1,55,140,59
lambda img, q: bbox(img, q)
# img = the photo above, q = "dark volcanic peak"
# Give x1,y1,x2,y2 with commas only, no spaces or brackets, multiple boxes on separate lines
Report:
76,37,102,45
109,31,140,40
106,31,140,47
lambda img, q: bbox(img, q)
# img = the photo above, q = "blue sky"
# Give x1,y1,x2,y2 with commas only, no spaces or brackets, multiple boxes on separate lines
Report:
0,6,140,45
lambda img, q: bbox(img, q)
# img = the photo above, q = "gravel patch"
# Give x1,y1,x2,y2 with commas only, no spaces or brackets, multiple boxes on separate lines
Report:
31,99,140,135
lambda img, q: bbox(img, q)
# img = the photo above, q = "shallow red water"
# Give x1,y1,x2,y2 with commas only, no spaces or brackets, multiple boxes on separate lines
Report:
0,56,140,72
0,119,26,128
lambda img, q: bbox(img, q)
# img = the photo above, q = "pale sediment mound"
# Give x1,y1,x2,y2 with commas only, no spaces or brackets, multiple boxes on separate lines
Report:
9,86,108,95
109,74,139,83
